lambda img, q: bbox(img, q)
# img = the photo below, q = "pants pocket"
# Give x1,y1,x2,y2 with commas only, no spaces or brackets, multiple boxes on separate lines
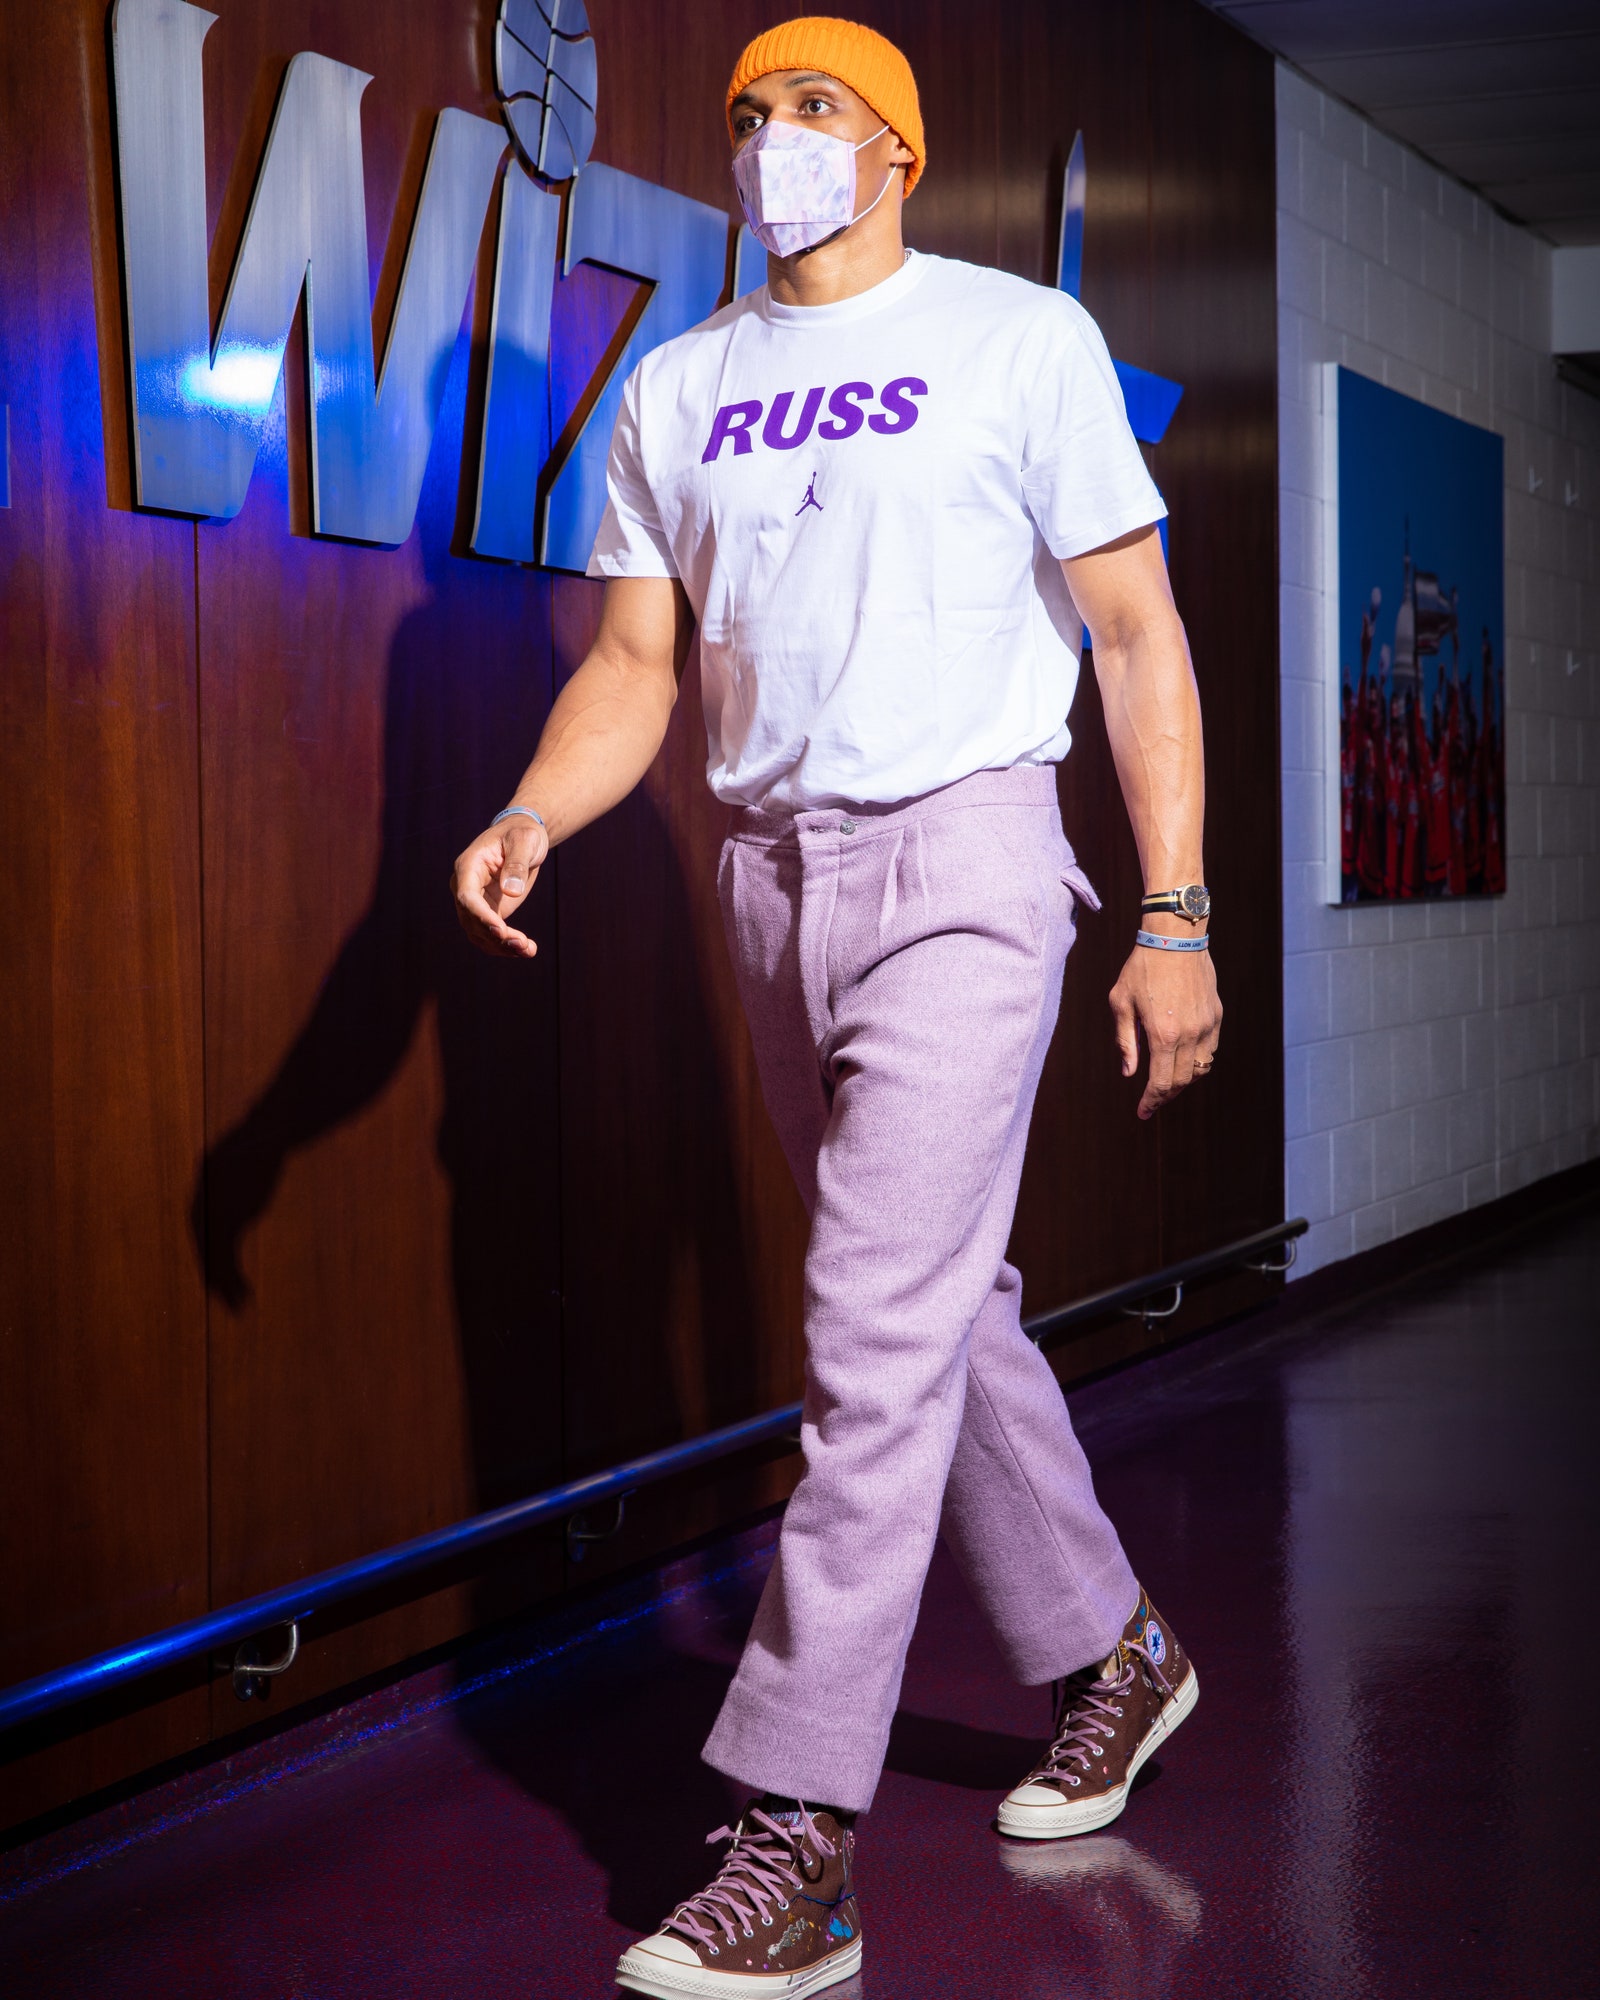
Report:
1058,842,1101,918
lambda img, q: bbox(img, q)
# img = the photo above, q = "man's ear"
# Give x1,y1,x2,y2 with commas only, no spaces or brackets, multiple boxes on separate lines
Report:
887,128,916,169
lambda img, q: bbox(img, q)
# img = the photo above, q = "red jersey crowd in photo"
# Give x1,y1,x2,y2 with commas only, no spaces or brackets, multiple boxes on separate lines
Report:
1340,581,1506,904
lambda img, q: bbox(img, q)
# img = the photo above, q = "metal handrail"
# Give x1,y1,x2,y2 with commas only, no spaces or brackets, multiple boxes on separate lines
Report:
0,1403,799,1736
1025,1217,1309,1345
0,1217,1305,1737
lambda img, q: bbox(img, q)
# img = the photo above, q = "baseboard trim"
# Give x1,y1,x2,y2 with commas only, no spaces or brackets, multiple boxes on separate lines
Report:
1274,1156,1600,1328
1051,1154,1600,1419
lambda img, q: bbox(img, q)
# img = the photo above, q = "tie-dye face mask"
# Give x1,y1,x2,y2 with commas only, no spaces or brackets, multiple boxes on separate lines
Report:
733,119,893,260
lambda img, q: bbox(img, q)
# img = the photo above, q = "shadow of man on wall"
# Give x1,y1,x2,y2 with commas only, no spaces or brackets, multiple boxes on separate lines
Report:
188,291,777,1931
192,501,760,1540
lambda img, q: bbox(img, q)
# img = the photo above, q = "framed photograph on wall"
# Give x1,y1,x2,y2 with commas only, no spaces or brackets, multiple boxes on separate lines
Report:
1320,366,1506,904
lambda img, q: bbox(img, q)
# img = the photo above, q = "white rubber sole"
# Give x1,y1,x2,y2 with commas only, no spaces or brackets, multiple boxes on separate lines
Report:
996,1665,1199,1841
615,1935,862,1999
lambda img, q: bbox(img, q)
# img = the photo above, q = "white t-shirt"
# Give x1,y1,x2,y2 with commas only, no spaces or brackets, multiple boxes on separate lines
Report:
588,250,1164,811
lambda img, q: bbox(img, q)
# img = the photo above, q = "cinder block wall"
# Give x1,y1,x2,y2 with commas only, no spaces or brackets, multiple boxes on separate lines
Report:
1275,62,1600,1276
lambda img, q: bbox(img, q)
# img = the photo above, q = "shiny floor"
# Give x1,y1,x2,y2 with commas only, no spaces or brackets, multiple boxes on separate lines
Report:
3,1197,1597,1998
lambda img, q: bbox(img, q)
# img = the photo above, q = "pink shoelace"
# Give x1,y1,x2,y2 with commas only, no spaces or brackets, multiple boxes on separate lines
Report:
664,1805,836,1953
1035,1637,1174,1787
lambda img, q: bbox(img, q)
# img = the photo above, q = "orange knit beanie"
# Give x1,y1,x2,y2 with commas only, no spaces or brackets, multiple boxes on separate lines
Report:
726,17,925,195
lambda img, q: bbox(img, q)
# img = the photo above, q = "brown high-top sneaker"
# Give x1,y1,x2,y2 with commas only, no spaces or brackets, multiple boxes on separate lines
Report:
615,1802,862,1998
997,1589,1198,1840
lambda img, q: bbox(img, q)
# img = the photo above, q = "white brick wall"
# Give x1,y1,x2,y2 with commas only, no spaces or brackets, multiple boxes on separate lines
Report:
1276,63,1600,1277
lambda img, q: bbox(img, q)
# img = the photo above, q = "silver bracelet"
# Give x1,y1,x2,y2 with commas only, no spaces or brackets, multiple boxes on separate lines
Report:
1136,929,1210,952
492,805,546,831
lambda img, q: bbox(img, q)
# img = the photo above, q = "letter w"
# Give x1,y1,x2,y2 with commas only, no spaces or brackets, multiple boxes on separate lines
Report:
111,0,505,542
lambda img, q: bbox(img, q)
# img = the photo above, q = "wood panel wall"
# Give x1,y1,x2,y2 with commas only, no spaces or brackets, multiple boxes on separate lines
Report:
0,0,1280,1833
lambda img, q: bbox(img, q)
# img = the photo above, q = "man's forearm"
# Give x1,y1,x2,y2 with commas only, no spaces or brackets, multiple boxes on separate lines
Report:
1092,610,1206,899
452,576,688,957
1088,593,1222,1121
504,644,679,848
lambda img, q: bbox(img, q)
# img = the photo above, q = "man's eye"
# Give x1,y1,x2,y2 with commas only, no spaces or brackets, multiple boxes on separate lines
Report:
802,97,830,114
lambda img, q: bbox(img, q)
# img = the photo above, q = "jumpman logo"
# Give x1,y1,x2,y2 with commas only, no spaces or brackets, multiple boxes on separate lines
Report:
795,472,823,517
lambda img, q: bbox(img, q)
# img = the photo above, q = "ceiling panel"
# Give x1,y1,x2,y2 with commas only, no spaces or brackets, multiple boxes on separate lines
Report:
1389,90,1600,149
1480,176,1600,218
1216,1,1600,62
1310,36,1600,108
1207,0,1600,247
1427,136,1600,186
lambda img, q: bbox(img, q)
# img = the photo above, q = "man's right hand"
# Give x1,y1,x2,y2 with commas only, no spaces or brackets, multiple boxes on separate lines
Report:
451,813,548,960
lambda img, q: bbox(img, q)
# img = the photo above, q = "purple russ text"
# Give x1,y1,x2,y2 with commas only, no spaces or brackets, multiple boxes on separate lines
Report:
701,378,929,464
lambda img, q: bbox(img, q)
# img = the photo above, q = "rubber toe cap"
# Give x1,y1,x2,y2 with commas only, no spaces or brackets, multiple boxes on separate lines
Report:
625,1934,701,1967
1004,1780,1068,1809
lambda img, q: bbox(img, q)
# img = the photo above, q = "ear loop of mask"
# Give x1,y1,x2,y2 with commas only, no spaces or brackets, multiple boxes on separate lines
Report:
850,125,900,228
804,121,901,255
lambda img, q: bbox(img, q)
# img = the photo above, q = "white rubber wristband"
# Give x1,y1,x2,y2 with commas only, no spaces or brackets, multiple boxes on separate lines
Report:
492,806,546,831
1135,929,1210,952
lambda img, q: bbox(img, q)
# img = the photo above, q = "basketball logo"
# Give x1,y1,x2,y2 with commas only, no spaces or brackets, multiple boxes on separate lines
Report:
496,0,598,182
1147,1621,1167,1666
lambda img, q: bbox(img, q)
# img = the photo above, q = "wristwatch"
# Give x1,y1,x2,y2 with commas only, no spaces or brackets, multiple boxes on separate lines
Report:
1140,884,1211,922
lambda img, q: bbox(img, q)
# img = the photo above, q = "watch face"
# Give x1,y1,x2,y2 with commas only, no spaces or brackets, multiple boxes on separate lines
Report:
1180,884,1211,919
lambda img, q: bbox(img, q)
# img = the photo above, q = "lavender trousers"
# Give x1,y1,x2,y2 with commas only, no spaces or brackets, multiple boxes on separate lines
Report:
701,764,1139,1812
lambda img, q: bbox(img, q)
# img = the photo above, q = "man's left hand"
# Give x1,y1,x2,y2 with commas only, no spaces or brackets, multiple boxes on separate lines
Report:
1108,943,1223,1120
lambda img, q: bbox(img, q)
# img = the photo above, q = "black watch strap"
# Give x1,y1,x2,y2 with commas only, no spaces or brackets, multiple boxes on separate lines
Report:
1140,885,1211,921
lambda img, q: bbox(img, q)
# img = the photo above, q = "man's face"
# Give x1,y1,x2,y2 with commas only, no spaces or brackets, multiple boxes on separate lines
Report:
728,68,912,168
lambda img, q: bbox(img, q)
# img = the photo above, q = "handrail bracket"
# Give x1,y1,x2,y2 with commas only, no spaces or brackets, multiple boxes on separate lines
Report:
231,1620,301,1702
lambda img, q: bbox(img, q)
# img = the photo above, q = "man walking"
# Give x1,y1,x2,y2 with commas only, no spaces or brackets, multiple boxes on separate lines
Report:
453,19,1220,1995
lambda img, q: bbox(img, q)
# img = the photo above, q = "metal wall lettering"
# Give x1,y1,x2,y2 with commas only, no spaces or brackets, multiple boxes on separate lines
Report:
734,224,765,301
346,110,507,541
539,163,728,573
1057,131,1086,305
497,0,598,186
111,0,504,541
1111,361,1184,447
112,0,222,514
471,168,563,563
108,6,1170,572
1054,129,1183,451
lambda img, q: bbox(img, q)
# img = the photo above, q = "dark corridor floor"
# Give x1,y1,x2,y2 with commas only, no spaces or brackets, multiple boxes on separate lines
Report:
3,1198,1598,1998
